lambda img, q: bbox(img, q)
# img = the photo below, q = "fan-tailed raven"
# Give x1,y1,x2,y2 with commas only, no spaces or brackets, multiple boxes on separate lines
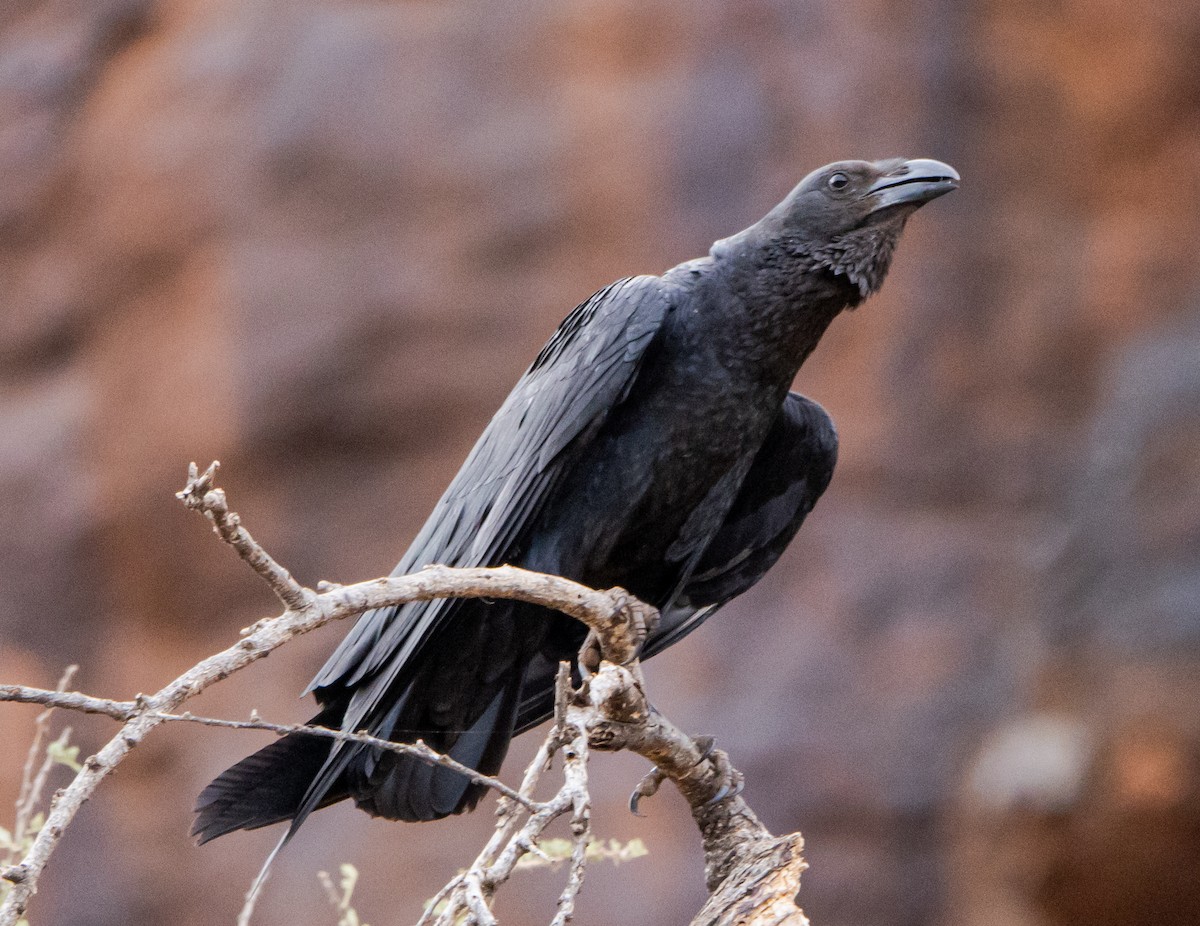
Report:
195,157,957,842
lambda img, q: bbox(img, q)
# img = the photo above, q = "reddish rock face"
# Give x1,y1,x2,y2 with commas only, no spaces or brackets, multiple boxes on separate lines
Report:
2,3,1199,925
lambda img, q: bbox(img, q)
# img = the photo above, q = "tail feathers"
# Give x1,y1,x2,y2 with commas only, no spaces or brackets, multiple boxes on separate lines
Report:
192,713,348,845
195,673,526,839
349,679,520,822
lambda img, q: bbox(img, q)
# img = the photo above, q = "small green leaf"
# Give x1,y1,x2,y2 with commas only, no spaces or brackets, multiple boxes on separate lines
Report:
613,837,649,862
515,836,650,871
47,740,82,773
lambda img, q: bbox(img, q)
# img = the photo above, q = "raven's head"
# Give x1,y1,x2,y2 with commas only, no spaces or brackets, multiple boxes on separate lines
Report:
782,157,959,235
714,157,958,301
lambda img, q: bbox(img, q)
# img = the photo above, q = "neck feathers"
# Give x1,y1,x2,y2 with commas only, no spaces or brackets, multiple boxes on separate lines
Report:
711,213,908,309
800,221,906,302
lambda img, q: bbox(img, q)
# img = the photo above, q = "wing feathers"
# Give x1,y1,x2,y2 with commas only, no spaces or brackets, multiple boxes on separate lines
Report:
510,392,838,734
299,276,673,817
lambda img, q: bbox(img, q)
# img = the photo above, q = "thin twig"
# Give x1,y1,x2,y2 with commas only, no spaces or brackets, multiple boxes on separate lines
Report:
0,688,540,817
549,727,590,926
176,461,313,612
21,728,72,834
415,878,458,926
155,712,541,813
0,686,134,721
12,666,77,853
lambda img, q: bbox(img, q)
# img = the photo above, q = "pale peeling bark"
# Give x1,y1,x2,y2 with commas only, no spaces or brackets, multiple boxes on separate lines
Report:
690,835,810,926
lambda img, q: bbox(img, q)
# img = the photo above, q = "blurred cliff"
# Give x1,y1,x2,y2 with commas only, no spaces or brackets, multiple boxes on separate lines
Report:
2,1,1198,924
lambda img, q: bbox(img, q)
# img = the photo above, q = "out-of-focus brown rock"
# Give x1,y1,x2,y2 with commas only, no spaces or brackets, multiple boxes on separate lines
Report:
1,2,1198,925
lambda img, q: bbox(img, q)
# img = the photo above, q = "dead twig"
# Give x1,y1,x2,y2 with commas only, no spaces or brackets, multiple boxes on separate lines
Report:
12,666,78,851
0,685,134,721
176,461,312,612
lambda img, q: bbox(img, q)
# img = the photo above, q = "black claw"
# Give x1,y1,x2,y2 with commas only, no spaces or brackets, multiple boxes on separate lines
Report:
628,737,737,816
694,738,743,808
710,777,739,806
703,775,744,807
629,766,666,816
703,782,732,807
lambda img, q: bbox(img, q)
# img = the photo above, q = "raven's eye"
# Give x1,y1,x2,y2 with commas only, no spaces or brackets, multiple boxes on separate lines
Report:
827,172,850,191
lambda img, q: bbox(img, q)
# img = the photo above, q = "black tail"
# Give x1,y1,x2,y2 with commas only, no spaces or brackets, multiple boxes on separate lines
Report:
343,675,522,822
191,708,349,844
193,671,524,840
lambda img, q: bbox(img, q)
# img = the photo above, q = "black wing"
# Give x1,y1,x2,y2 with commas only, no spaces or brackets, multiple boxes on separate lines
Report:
660,392,837,619
310,276,670,698
286,277,672,819
513,392,837,733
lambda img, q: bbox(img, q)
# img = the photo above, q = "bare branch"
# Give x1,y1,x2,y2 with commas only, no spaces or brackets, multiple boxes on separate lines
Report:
0,685,134,721
463,875,498,926
569,661,769,891
418,669,593,926
548,726,590,926
689,835,810,926
176,461,313,611
316,564,653,667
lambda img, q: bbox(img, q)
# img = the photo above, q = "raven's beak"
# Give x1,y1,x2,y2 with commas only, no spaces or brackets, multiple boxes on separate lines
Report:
867,158,959,210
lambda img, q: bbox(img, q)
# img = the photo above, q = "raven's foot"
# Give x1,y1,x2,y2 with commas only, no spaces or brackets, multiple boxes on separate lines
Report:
627,734,722,815
612,590,659,659
629,766,666,816
578,590,660,676
700,741,745,807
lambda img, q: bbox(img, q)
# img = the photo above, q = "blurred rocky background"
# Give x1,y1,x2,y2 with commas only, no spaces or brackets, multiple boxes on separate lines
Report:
2,0,1199,924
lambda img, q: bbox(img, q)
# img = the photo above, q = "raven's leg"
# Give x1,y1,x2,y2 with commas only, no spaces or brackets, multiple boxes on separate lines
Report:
700,746,746,807
627,733,730,814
